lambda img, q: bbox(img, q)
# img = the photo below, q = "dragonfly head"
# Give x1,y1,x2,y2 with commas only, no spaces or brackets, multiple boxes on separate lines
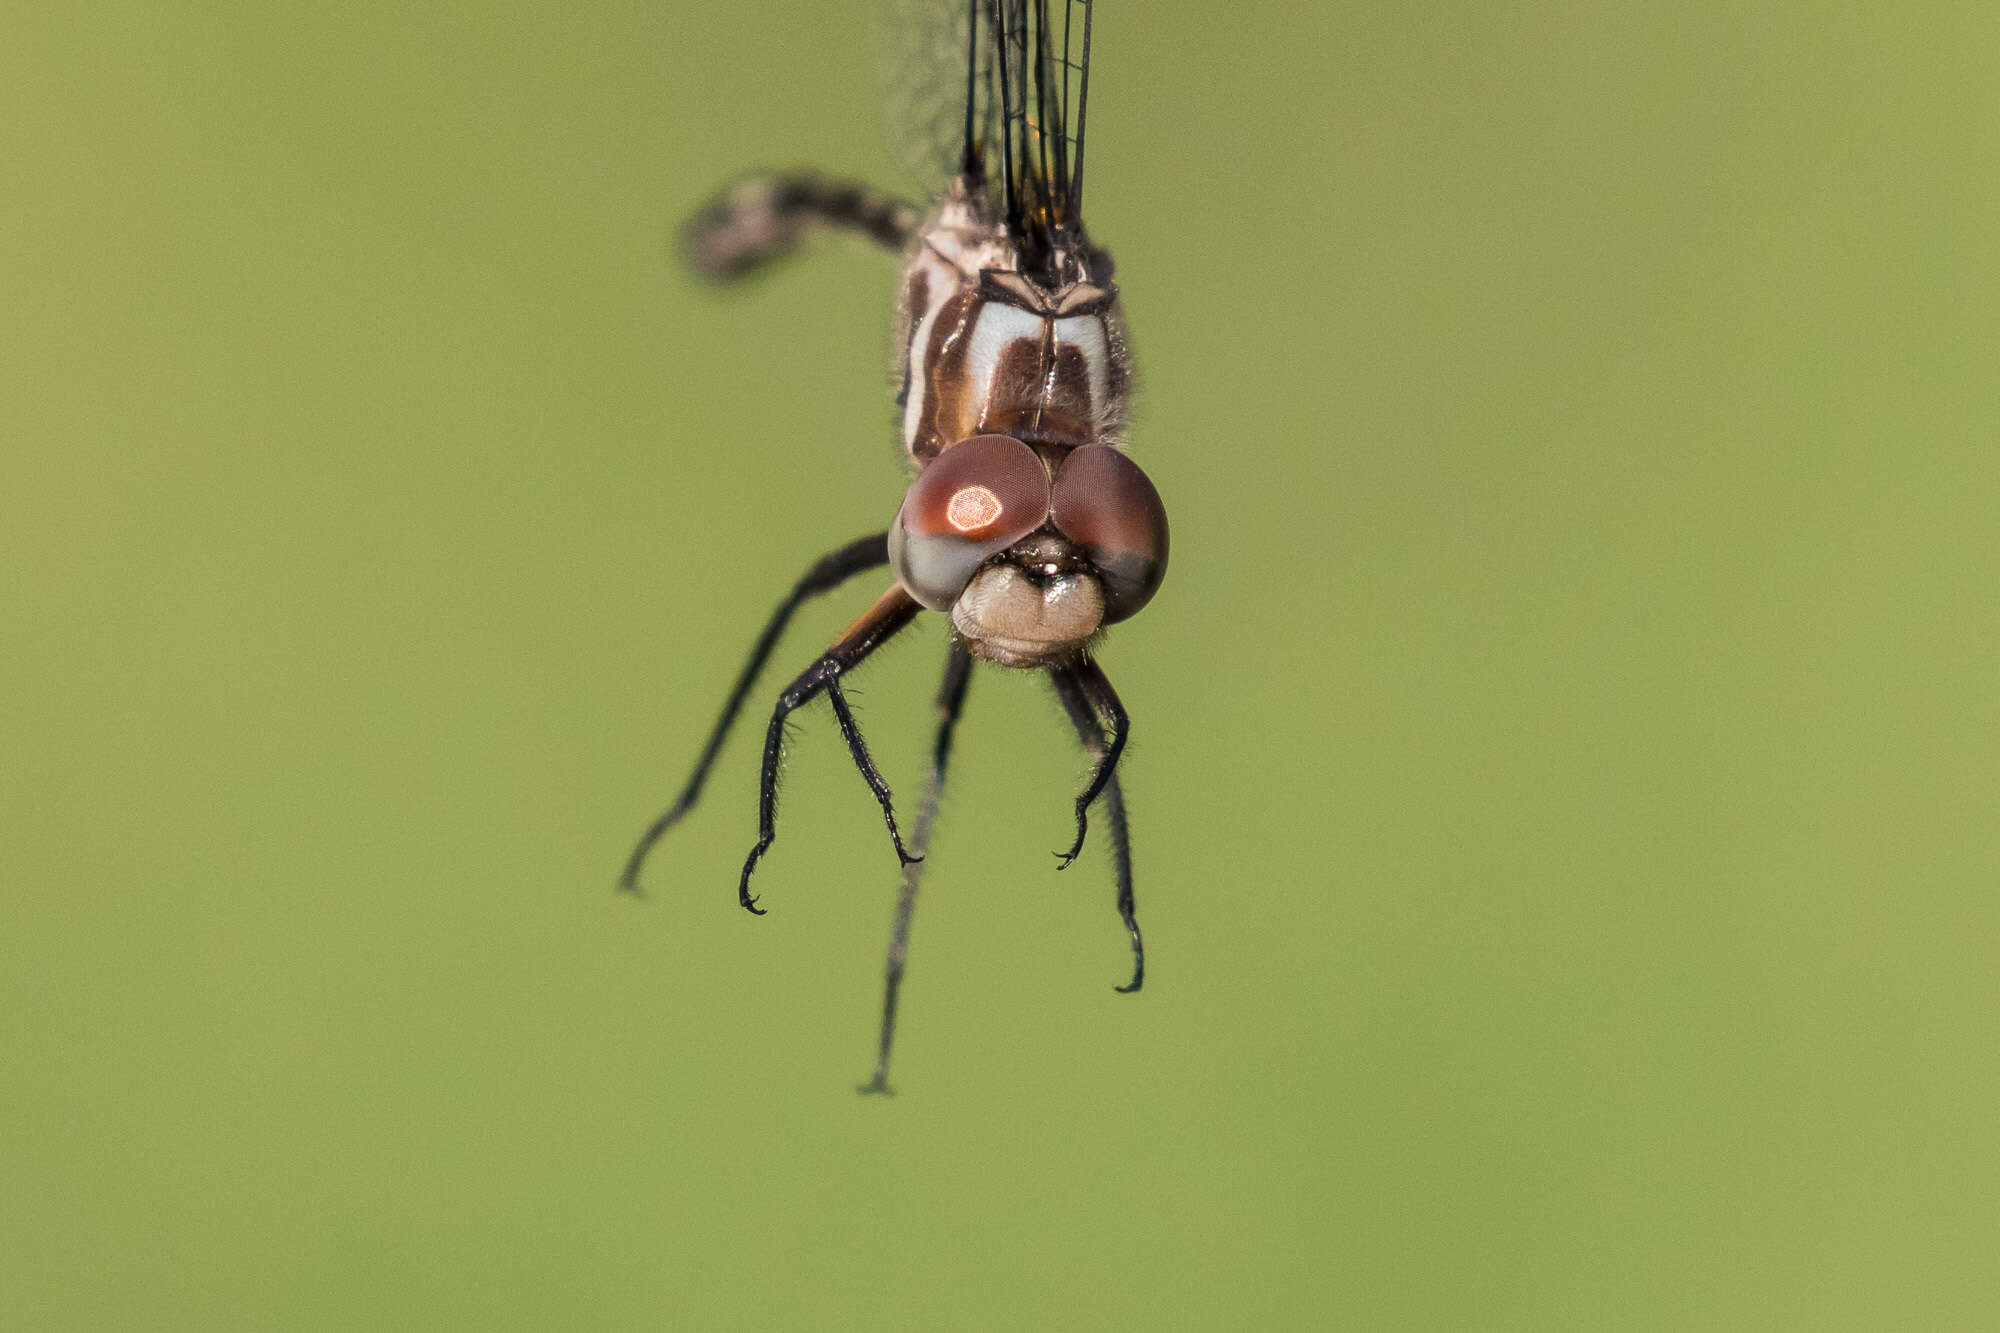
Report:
889,435,1168,668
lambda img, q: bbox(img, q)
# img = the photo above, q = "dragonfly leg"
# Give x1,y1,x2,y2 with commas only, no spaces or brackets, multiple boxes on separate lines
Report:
860,642,975,1096
1051,654,1128,871
737,587,923,913
1050,658,1143,994
619,532,889,893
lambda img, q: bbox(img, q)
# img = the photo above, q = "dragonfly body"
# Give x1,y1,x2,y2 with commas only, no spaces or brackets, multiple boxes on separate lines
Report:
624,2,1164,1091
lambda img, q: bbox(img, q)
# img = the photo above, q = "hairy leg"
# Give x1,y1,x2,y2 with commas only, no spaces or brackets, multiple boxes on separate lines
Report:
1052,654,1129,870
738,587,923,913
1051,661,1144,994
859,643,975,1096
619,532,890,893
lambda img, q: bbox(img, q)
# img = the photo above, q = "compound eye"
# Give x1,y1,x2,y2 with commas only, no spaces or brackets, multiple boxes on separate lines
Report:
1049,445,1169,623
890,434,1052,611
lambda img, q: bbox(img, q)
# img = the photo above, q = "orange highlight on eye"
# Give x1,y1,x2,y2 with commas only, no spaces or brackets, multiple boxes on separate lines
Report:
946,485,1003,532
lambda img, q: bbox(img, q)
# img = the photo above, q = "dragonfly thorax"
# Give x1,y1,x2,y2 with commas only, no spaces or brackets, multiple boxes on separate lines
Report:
895,188,1131,467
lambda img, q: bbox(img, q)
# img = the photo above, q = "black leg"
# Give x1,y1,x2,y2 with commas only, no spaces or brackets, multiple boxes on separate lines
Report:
1051,661,1144,994
859,643,975,1096
619,532,889,893
683,173,921,282
1052,653,1128,870
738,587,924,913
826,677,922,868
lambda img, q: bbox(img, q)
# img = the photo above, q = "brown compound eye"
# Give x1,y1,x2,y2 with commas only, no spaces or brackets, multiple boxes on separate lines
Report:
1049,445,1169,623
890,433,1052,611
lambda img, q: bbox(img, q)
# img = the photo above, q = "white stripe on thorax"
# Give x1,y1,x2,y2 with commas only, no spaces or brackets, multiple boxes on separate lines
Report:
899,252,957,453
964,302,1046,418
1053,315,1111,428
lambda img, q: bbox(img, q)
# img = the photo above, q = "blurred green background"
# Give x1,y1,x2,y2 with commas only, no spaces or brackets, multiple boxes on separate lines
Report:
5,1,1997,1327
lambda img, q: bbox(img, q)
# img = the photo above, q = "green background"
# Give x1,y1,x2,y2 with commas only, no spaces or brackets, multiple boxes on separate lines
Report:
6,2,1996,1327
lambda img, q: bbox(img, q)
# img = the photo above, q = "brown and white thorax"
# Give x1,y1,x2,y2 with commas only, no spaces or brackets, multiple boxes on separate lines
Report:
894,191,1132,467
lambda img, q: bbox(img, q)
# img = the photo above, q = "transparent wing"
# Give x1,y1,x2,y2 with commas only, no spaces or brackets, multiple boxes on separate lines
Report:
989,0,1094,258
875,0,994,194
877,1,1097,261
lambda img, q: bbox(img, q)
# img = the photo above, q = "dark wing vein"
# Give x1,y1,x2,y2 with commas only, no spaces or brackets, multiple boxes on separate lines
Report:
965,0,1094,266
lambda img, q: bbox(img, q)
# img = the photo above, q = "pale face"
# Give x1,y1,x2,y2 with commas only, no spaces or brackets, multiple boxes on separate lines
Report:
889,435,1168,667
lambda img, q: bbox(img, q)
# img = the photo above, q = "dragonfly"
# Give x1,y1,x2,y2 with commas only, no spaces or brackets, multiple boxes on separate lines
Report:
621,0,1168,1093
